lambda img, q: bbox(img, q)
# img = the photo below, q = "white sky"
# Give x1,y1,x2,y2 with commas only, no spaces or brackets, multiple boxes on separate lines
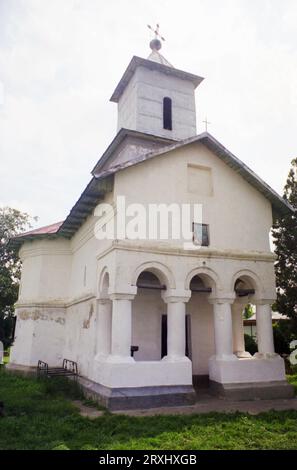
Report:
0,0,297,228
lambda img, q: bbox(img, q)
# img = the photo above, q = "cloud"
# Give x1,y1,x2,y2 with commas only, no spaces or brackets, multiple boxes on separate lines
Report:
1,0,296,227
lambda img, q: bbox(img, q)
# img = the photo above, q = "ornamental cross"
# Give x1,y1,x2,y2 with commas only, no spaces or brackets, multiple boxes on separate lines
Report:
147,23,165,42
203,117,211,132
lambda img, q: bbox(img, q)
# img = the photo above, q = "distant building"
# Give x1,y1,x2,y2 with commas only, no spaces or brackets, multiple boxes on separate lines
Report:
244,312,289,340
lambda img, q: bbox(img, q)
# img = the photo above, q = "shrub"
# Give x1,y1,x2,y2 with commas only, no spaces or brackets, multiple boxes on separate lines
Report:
244,334,258,355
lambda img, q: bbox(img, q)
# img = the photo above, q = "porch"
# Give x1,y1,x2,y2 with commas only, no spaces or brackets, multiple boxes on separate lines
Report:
91,261,293,408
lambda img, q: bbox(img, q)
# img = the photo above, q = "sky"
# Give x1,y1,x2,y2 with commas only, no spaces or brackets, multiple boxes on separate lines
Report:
0,0,297,228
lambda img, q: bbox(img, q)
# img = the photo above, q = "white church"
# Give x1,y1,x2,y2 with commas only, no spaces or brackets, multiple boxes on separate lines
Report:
9,34,294,409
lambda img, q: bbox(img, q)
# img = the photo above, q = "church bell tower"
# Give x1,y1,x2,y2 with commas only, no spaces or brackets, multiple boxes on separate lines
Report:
110,28,204,141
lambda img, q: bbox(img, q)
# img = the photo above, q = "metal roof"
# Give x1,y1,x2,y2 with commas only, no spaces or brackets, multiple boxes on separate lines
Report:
10,221,64,249
9,176,114,249
94,131,294,216
15,221,63,237
244,312,289,323
58,175,114,238
110,56,204,103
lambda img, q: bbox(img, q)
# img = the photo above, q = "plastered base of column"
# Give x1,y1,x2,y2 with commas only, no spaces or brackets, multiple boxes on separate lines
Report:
78,376,196,411
235,351,252,358
92,358,193,388
209,354,288,386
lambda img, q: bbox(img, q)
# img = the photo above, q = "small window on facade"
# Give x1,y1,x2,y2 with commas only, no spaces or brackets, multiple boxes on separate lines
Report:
163,97,172,130
193,223,209,247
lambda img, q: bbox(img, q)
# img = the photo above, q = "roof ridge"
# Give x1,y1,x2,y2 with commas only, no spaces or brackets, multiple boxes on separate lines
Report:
94,132,294,215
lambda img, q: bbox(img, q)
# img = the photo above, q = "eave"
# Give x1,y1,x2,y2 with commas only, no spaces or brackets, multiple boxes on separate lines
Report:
110,56,204,103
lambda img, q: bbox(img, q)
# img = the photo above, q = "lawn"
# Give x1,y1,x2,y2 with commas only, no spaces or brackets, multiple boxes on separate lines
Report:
1,370,297,450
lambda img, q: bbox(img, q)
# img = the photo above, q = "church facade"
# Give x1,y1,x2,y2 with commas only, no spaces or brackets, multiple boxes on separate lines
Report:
9,38,294,409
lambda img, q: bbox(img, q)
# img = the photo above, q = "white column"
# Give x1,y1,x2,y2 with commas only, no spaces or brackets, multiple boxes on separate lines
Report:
232,302,251,358
255,302,275,356
211,299,237,360
95,299,112,359
162,294,190,362
108,294,135,363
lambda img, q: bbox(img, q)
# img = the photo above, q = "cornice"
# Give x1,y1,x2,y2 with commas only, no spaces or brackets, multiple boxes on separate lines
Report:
15,293,96,309
97,239,276,263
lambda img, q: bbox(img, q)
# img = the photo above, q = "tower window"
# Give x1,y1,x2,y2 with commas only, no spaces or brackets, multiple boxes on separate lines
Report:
163,97,172,130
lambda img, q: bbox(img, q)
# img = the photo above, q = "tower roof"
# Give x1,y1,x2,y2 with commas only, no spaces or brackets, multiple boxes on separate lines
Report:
110,56,204,103
147,49,173,67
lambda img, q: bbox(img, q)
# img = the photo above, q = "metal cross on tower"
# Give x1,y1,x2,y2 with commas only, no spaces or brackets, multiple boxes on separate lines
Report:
147,23,165,42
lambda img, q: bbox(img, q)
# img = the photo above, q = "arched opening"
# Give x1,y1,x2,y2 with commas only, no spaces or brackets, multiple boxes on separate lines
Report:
163,97,172,130
132,270,167,361
187,274,216,386
233,275,257,357
100,271,110,298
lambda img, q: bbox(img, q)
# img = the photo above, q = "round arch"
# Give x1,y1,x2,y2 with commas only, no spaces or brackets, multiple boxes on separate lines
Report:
97,266,110,298
185,266,220,296
231,269,263,297
132,261,176,289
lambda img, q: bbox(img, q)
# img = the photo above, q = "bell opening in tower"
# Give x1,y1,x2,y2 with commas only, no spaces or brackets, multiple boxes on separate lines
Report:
163,97,172,130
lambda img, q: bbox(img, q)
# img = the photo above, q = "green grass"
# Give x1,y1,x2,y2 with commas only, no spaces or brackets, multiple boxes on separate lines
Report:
288,373,297,394
3,348,10,365
1,370,297,450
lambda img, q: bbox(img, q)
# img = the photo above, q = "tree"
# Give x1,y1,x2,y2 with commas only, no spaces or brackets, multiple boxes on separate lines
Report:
0,207,33,349
243,303,254,320
272,157,297,341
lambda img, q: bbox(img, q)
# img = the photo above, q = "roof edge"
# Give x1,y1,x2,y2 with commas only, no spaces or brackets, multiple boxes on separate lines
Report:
110,56,204,103
94,131,294,216
91,128,177,175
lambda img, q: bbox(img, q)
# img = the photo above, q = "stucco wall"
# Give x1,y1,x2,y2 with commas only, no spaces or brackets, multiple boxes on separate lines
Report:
117,66,197,140
62,299,97,378
113,142,273,252
18,239,71,302
10,307,66,367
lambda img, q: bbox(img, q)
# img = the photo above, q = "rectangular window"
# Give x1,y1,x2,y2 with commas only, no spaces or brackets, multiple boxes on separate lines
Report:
193,223,209,247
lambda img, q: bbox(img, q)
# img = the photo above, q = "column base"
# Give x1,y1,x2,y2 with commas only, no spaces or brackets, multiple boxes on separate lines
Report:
209,380,295,401
78,376,196,411
161,355,191,363
235,351,252,358
254,352,279,359
104,355,135,364
209,354,290,391
93,359,193,388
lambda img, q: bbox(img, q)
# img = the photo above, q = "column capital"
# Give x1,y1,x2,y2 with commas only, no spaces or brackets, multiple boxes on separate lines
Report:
233,297,250,307
254,298,275,306
108,285,137,301
209,294,235,305
109,293,135,301
162,289,191,304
